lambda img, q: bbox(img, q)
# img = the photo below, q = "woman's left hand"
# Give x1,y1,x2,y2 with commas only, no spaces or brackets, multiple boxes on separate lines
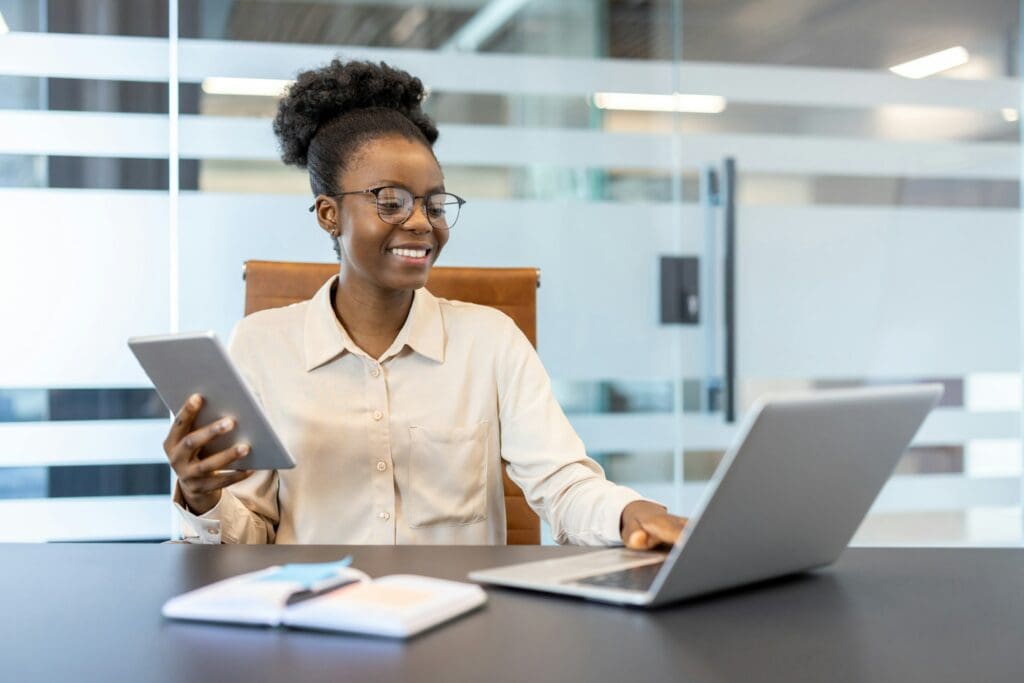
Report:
620,500,688,550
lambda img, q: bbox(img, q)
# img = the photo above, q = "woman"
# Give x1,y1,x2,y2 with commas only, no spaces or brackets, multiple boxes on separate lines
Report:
163,60,686,549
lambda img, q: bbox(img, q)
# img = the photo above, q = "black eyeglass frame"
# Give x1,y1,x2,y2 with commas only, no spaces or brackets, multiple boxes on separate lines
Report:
307,186,467,230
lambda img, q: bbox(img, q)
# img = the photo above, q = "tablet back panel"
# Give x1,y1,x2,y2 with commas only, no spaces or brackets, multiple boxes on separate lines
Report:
128,331,296,471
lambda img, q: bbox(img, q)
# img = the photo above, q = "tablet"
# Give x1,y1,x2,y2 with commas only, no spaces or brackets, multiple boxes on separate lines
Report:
128,331,296,471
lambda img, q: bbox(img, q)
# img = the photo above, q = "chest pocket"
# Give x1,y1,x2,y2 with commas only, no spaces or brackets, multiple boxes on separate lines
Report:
407,421,489,528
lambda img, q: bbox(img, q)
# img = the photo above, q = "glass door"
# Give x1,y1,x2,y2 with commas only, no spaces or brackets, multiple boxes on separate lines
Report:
676,0,1022,545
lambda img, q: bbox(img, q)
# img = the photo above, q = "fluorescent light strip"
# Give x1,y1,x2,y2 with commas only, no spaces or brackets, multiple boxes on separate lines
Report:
0,11,10,35
593,92,727,114
201,77,293,97
889,46,969,79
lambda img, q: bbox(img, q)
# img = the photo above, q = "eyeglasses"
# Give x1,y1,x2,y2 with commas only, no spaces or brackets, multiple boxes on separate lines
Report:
308,186,466,230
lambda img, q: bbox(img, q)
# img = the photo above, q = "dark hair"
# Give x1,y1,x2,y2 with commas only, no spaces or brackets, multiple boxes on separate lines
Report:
272,59,439,257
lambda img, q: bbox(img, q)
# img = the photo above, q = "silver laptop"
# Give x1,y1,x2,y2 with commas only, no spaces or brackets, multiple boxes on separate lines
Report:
470,384,943,607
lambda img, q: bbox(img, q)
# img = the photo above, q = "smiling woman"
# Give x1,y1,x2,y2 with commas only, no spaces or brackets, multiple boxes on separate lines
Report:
161,59,686,548
312,136,451,298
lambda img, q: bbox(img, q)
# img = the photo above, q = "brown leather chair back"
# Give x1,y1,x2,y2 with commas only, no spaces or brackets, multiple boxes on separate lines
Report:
243,260,542,545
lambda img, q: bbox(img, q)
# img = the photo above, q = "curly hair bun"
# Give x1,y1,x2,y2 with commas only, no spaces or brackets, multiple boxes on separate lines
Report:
273,59,439,168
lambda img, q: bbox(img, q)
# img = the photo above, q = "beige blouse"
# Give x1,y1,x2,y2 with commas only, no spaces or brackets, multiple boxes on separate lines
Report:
174,274,647,545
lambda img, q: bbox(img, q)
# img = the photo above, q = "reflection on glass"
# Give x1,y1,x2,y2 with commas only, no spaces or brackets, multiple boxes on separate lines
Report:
554,379,675,414
0,388,165,422
593,451,673,483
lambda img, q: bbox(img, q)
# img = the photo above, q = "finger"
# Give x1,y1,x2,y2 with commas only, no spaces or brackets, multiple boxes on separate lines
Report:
175,416,236,461
164,394,203,452
188,469,253,494
633,528,667,551
188,444,250,477
639,516,686,546
622,528,647,548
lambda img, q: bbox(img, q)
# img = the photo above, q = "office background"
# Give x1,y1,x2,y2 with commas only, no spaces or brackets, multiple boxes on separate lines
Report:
0,0,1021,545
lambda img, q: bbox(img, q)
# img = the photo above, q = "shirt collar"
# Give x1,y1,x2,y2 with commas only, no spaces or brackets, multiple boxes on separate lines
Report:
303,274,445,372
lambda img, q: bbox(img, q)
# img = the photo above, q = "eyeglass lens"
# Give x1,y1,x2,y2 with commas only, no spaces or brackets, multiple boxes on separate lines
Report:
375,187,460,229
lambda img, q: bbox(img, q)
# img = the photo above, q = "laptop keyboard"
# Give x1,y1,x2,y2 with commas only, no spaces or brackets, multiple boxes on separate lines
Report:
571,561,665,592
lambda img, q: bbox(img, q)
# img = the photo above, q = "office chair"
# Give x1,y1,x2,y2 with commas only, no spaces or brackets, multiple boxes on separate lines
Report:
243,260,542,545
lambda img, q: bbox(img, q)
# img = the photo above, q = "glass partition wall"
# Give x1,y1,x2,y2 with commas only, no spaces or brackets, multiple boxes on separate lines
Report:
0,0,174,540
678,0,1023,545
0,0,1020,545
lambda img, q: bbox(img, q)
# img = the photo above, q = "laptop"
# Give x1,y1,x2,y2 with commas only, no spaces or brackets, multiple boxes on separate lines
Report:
469,384,943,607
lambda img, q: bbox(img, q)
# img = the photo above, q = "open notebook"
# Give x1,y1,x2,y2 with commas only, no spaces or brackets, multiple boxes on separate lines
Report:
162,557,487,638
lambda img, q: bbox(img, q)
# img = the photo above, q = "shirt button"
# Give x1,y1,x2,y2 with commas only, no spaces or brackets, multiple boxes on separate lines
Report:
376,461,387,472
372,410,383,421
378,511,391,521
371,366,381,377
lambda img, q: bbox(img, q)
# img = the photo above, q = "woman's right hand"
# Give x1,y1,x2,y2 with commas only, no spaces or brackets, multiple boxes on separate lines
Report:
163,393,253,515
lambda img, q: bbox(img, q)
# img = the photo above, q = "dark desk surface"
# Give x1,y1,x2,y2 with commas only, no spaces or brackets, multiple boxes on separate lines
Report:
2,544,1022,683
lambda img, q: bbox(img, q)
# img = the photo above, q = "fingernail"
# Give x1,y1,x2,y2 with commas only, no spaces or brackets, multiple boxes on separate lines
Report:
217,418,234,432
236,444,250,457
189,394,201,409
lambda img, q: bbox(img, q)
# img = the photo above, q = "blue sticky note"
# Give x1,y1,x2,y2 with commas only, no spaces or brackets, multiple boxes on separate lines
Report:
257,556,353,588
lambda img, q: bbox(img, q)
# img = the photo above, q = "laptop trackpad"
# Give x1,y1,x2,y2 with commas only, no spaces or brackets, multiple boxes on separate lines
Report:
501,548,667,585
568,561,666,592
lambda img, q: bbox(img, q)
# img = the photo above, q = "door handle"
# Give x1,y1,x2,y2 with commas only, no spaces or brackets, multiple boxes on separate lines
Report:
701,158,738,423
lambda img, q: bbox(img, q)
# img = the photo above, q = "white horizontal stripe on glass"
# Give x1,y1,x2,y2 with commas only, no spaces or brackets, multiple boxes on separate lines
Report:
0,420,169,468
3,110,1017,180
679,61,1017,112
177,117,681,168
570,409,1020,453
632,475,1020,519
739,205,1019,377
0,189,169,387
0,32,168,82
177,40,680,97
916,410,1020,445
872,474,1020,513
0,495,168,542
3,33,1017,112
185,118,1022,179
178,39,1019,111
0,110,167,157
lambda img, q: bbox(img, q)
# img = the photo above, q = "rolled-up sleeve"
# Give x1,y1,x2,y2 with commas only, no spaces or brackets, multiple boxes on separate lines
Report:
170,319,281,544
172,472,279,543
496,318,651,546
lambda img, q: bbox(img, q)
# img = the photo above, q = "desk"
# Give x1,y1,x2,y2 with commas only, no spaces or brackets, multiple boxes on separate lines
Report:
2,544,1022,682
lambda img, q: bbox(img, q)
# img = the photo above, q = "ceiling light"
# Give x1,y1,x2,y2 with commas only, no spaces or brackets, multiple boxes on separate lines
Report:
1001,108,1019,123
201,77,293,97
889,46,969,79
593,92,727,114
0,11,10,35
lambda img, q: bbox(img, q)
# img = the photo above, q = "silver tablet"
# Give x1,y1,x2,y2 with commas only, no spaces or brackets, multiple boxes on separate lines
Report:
128,331,296,471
